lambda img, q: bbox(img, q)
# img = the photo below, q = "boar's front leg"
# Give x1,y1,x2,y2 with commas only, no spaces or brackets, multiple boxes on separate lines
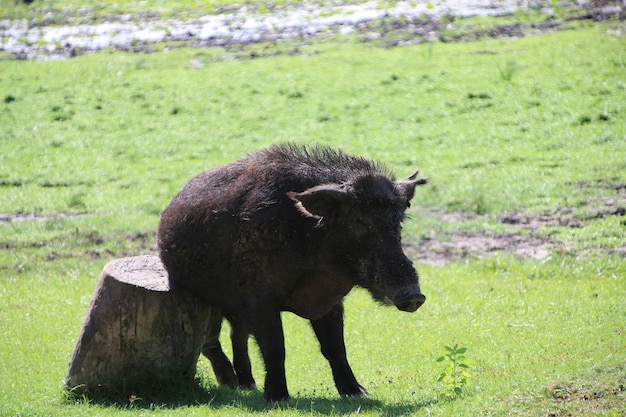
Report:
310,303,368,397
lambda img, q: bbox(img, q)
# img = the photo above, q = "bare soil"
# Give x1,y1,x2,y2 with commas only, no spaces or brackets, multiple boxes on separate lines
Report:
2,195,624,266
0,212,87,225
404,230,553,266
1,185,624,265
1,0,623,60
405,191,626,265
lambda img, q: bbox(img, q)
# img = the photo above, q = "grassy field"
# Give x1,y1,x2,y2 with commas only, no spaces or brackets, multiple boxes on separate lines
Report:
4,0,391,19
1,15,625,417
3,0,250,18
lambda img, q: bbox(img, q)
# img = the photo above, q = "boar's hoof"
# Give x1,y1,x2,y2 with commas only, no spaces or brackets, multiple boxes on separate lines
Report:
238,377,257,391
264,384,290,402
340,384,369,397
395,293,426,312
265,392,290,403
213,367,239,389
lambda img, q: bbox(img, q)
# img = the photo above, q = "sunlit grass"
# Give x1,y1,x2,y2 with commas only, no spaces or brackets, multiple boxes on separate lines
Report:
1,23,625,417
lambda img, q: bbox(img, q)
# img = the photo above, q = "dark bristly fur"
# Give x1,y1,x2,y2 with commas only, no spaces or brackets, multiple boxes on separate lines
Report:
158,143,429,402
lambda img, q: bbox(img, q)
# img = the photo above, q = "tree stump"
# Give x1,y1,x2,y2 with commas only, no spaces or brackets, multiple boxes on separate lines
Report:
66,255,216,395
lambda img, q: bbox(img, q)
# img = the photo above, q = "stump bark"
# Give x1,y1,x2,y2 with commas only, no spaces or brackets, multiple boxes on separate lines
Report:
66,255,216,394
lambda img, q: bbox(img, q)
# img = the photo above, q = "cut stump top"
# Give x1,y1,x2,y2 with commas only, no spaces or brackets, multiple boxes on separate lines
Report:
103,254,177,292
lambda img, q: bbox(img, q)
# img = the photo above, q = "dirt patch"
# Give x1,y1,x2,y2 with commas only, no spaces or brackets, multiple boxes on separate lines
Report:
0,212,87,225
493,365,626,416
3,190,624,266
545,366,626,416
500,195,626,230
500,208,584,229
408,193,625,265
405,231,553,265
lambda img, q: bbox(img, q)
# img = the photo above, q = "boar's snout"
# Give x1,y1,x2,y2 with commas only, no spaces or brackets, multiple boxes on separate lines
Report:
394,289,426,312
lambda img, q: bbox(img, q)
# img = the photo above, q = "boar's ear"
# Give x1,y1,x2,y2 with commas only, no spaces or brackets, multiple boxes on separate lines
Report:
288,184,353,223
396,169,430,204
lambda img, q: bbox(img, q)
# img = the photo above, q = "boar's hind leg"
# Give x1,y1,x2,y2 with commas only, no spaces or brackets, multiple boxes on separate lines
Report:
202,312,238,388
248,309,289,402
229,319,257,390
310,303,368,397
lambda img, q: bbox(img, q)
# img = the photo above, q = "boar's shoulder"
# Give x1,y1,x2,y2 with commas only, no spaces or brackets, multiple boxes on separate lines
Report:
282,273,353,320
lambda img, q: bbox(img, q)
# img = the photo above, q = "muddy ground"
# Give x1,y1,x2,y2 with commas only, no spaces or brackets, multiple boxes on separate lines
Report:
2,185,624,265
405,189,626,265
1,0,624,60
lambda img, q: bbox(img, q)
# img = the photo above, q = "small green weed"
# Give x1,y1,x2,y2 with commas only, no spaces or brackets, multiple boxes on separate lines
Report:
68,193,87,209
497,59,518,82
437,344,471,399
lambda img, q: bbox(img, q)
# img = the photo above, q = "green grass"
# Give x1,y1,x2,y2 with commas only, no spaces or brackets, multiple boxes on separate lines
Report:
2,26,624,216
2,0,242,19
3,0,397,20
1,23,625,416
1,256,624,416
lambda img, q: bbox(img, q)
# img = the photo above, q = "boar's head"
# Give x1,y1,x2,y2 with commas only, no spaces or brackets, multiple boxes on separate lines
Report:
288,170,429,312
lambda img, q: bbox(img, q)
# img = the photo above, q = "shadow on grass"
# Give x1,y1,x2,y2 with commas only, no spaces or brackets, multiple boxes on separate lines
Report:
65,377,439,414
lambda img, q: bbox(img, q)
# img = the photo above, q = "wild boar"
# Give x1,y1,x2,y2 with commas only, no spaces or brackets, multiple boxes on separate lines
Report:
158,144,429,401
